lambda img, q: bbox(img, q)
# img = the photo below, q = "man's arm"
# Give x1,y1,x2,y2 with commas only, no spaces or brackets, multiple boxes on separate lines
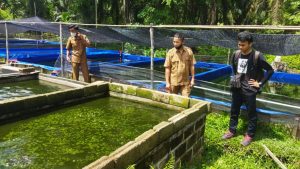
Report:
259,55,274,87
190,65,195,87
165,67,171,89
190,53,196,87
249,54,274,88
81,35,90,47
66,50,71,62
66,38,72,62
164,52,171,91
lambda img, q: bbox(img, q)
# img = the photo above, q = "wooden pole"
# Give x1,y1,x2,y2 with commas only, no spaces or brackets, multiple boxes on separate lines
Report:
59,23,64,77
150,23,155,89
5,22,9,64
262,144,288,169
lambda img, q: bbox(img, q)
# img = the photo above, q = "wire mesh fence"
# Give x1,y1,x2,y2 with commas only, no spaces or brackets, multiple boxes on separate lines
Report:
0,16,300,116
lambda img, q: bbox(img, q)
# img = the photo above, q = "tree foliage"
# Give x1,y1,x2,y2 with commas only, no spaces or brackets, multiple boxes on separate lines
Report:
0,0,299,26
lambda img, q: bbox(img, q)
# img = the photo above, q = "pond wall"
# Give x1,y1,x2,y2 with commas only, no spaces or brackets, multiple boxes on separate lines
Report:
84,83,211,169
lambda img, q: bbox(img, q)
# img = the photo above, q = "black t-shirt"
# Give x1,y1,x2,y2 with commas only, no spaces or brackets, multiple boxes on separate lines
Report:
232,50,274,95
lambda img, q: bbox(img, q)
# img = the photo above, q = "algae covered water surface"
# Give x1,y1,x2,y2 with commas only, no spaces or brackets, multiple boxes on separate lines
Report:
0,97,177,169
0,80,70,101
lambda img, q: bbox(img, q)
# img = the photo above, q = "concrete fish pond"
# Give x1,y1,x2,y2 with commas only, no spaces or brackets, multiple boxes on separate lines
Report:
0,66,82,101
0,79,72,101
0,81,210,169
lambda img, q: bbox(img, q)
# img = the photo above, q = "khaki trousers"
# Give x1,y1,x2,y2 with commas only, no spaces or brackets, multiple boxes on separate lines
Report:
170,85,191,97
72,62,90,83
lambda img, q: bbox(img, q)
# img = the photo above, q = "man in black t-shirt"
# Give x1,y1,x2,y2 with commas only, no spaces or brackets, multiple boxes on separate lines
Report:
222,32,274,146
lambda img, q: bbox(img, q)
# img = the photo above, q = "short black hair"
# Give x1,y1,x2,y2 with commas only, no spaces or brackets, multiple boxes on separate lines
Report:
68,25,79,30
237,31,253,43
174,33,184,41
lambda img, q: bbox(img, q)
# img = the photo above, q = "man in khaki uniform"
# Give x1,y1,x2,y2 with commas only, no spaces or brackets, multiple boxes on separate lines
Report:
66,25,90,83
164,33,196,97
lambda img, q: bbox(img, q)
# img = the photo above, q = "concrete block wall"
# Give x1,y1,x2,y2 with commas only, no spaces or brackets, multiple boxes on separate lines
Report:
0,71,39,84
0,81,109,123
84,83,211,169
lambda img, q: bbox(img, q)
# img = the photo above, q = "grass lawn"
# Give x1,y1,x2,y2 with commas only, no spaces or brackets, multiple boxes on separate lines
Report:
184,112,300,169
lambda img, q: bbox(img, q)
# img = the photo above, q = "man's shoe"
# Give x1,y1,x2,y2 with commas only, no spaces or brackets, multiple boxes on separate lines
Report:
241,134,253,146
222,131,235,140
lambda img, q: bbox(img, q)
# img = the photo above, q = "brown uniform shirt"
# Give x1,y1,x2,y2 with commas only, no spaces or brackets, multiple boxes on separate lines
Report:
66,33,90,63
164,46,196,86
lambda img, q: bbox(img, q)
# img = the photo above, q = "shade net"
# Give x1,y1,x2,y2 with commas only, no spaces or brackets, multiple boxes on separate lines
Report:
1,17,300,56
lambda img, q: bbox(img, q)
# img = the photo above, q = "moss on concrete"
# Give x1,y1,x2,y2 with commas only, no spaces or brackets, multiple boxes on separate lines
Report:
136,88,153,100
170,95,190,108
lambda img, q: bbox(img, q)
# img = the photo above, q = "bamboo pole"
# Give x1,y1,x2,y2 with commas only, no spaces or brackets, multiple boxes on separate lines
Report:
262,144,288,169
4,22,9,64
150,23,155,89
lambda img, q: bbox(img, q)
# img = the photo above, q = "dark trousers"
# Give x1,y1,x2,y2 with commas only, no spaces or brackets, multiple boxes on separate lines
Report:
229,89,257,137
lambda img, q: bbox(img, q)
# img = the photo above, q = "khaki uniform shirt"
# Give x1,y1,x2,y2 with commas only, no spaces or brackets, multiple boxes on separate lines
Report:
164,46,196,86
66,33,90,63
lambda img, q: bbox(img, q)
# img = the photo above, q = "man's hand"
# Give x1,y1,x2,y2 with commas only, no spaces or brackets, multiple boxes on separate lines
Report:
248,79,259,88
66,55,71,62
166,82,171,93
79,34,84,39
190,78,195,88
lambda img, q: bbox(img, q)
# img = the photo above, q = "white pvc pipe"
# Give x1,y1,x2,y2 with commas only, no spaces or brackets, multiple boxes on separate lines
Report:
95,0,98,28
150,23,154,89
193,85,300,110
5,22,9,64
2,20,300,30
59,23,64,77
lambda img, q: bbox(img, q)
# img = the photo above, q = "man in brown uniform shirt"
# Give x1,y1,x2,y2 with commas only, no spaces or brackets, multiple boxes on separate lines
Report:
164,33,196,97
66,25,91,83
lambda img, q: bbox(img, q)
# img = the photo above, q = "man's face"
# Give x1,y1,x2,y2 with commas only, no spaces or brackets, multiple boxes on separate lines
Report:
173,37,183,49
238,41,252,53
69,28,78,34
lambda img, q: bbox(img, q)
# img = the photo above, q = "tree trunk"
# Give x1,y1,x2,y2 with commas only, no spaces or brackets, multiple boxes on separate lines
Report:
121,0,130,24
221,0,230,24
98,0,104,23
198,0,208,24
111,0,119,24
209,0,217,25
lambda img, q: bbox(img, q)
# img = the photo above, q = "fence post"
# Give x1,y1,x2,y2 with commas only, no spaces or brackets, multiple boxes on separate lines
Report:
59,23,64,77
5,22,9,64
150,23,155,89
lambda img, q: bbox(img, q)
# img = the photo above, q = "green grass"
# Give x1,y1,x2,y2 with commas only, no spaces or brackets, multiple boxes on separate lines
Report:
184,112,300,169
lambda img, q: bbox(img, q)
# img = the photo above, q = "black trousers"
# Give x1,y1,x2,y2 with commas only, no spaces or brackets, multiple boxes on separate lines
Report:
229,88,257,137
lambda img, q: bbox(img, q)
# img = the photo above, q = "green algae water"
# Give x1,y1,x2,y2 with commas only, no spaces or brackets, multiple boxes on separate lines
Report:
0,80,70,101
0,97,177,169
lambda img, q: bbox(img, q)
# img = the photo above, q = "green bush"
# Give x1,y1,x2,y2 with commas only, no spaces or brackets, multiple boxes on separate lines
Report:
124,43,167,58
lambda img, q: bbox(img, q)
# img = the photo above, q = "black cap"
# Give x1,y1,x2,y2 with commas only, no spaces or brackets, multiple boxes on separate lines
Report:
68,25,79,30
